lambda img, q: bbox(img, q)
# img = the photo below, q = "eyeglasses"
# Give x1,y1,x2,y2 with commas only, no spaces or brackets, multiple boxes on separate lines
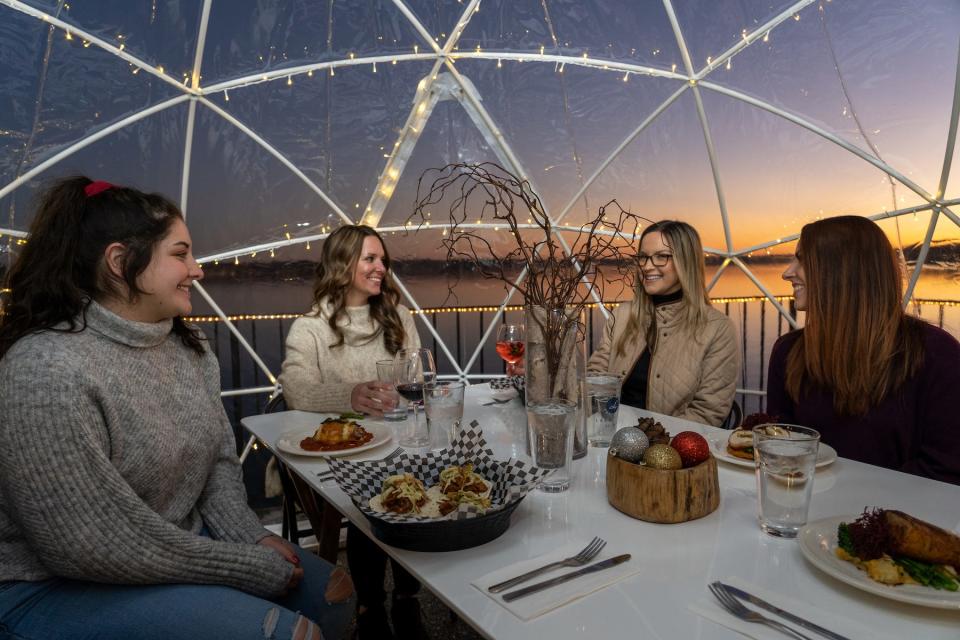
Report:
637,252,673,267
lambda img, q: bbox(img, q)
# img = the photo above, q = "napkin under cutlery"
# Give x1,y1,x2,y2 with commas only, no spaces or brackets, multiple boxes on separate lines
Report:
472,542,642,621
689,577,898,640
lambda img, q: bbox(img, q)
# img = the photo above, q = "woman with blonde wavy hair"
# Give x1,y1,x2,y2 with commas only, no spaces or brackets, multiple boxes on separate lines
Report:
279,224,426,639
279,224,416,415
588,220,740,427
766,215,960,484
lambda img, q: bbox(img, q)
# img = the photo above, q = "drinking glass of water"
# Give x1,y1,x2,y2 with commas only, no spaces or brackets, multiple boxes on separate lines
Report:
423,380,465,449
585,373,622,447
752,424,820,538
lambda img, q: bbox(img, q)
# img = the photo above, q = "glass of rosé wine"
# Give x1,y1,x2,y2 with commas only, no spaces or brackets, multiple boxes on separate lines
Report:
495,324,525,368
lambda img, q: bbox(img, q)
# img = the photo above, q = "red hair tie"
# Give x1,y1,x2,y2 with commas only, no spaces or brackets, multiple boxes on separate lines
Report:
84,180,116,197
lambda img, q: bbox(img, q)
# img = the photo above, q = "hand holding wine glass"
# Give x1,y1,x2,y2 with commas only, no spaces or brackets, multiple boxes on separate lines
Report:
393,348,436,448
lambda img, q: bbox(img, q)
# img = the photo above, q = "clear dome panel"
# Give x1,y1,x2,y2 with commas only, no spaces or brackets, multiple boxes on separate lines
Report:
200,0,428,85
0,10,184,195
947,143,960,199
672,0,803,73
3,104,187,233
0,9,49,191
377,101,504,232
456,0,682,70
184,105,345,259
577,89,729,252
700,89,930,252
709,0,959,193
20,0,203,77
449,59,686,223
203,60,434,224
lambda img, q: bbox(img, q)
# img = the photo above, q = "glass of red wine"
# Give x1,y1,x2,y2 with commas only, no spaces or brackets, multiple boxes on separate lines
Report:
392,348,436,447
495,324,525,370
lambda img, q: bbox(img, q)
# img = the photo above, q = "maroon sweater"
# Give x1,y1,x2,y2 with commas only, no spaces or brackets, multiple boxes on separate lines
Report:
766,322,960,486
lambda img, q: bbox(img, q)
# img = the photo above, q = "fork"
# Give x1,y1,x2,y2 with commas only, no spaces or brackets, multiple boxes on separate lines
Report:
481,397,512,406
487,537,606,593
708,583,814,640
316,446,404,482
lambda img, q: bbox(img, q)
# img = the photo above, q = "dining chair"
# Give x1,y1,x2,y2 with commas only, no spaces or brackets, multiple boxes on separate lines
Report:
721,399,743,430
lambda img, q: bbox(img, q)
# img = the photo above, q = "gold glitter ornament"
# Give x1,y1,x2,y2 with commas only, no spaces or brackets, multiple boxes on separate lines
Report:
642,444,682,470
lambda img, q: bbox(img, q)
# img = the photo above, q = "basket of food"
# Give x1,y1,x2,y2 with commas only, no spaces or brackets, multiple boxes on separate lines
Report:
327,421,550,551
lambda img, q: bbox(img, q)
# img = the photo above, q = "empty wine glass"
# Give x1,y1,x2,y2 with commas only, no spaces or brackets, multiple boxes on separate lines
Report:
495,324,525,367
392,348,436,447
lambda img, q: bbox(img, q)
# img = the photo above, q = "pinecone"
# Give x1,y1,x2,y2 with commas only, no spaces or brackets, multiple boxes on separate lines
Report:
636,417,671,445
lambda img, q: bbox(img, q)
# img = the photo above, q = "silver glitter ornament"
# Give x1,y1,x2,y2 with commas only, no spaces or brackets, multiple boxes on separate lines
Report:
608,426,650,464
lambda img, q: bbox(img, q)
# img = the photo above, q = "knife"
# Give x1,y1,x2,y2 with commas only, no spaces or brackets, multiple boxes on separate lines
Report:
719,583,851,640
501,554,631,602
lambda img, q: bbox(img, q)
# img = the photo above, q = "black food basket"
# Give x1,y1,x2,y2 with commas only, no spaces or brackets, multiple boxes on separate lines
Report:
327,422,548,551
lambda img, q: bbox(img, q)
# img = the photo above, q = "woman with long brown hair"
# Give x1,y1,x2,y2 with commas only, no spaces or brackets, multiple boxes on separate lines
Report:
0,177,354,640
766,215,960,484
278,224,425,640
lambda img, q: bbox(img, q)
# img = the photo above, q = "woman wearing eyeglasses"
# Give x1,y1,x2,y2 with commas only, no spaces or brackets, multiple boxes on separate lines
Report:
588,220,740,427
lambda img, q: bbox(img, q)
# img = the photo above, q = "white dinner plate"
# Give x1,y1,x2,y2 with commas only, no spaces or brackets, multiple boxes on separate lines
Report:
798,515,960,609
275,420,392,458
708,434,837,469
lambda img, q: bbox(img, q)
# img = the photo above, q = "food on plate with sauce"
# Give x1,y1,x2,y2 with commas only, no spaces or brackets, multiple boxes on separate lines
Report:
299,417,374,452
836,508,959,591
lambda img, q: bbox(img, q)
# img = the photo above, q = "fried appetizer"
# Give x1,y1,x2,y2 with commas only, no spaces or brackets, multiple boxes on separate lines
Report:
726,429,755,460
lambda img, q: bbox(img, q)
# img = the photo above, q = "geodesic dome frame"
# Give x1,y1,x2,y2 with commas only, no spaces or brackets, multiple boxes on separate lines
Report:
2,0,959,407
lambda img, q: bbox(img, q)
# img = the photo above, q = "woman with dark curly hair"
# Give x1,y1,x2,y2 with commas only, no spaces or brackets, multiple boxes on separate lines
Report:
766,215,960,484
0,177,354,639
279,224,426,640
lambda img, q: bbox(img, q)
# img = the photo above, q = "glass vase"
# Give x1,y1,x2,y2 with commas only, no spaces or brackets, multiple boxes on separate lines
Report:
523,306,587,459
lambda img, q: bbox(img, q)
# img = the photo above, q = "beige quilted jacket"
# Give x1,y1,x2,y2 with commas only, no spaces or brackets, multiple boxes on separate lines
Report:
588,300,740,427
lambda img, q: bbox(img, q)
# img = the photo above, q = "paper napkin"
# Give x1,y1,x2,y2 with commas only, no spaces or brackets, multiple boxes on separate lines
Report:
472,541,642,621
688,576,898,640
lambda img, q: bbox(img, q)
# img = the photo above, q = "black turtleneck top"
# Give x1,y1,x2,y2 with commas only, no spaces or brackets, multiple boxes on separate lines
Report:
619,289,683,409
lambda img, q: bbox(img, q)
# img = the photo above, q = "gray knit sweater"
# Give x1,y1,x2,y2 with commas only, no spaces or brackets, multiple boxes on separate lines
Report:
0,302,292,597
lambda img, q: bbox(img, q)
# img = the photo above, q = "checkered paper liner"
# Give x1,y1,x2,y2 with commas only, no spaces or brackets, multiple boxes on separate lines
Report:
327,421,550,523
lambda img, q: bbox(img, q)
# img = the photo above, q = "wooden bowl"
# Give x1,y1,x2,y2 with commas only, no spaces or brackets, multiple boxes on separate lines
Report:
606,452,720,523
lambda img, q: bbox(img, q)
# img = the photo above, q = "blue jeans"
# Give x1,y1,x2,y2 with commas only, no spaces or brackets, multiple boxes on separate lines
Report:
0,544,353,640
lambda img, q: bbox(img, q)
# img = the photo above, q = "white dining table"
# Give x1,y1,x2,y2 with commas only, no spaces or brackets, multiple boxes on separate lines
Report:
241,385,960,639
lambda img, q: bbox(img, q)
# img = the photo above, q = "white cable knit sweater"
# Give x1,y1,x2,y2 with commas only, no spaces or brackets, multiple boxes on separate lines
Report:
278,300,420,412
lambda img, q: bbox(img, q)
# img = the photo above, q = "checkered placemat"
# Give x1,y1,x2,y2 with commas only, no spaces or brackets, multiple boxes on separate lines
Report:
327,421,550,523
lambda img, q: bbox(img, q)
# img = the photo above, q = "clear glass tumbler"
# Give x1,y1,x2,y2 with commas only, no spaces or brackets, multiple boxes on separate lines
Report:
753,424,820,538
424,380,465,449
527,398,577,492
585,373,623,447
375,359,408,424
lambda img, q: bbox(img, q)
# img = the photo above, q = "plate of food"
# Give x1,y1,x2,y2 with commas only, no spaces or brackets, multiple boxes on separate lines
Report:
798,510,960,609
276,416,392,457
711,427,837,469
326,422,550,551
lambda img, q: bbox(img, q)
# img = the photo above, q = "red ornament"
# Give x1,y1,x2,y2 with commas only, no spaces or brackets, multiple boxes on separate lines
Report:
670,431,711,468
